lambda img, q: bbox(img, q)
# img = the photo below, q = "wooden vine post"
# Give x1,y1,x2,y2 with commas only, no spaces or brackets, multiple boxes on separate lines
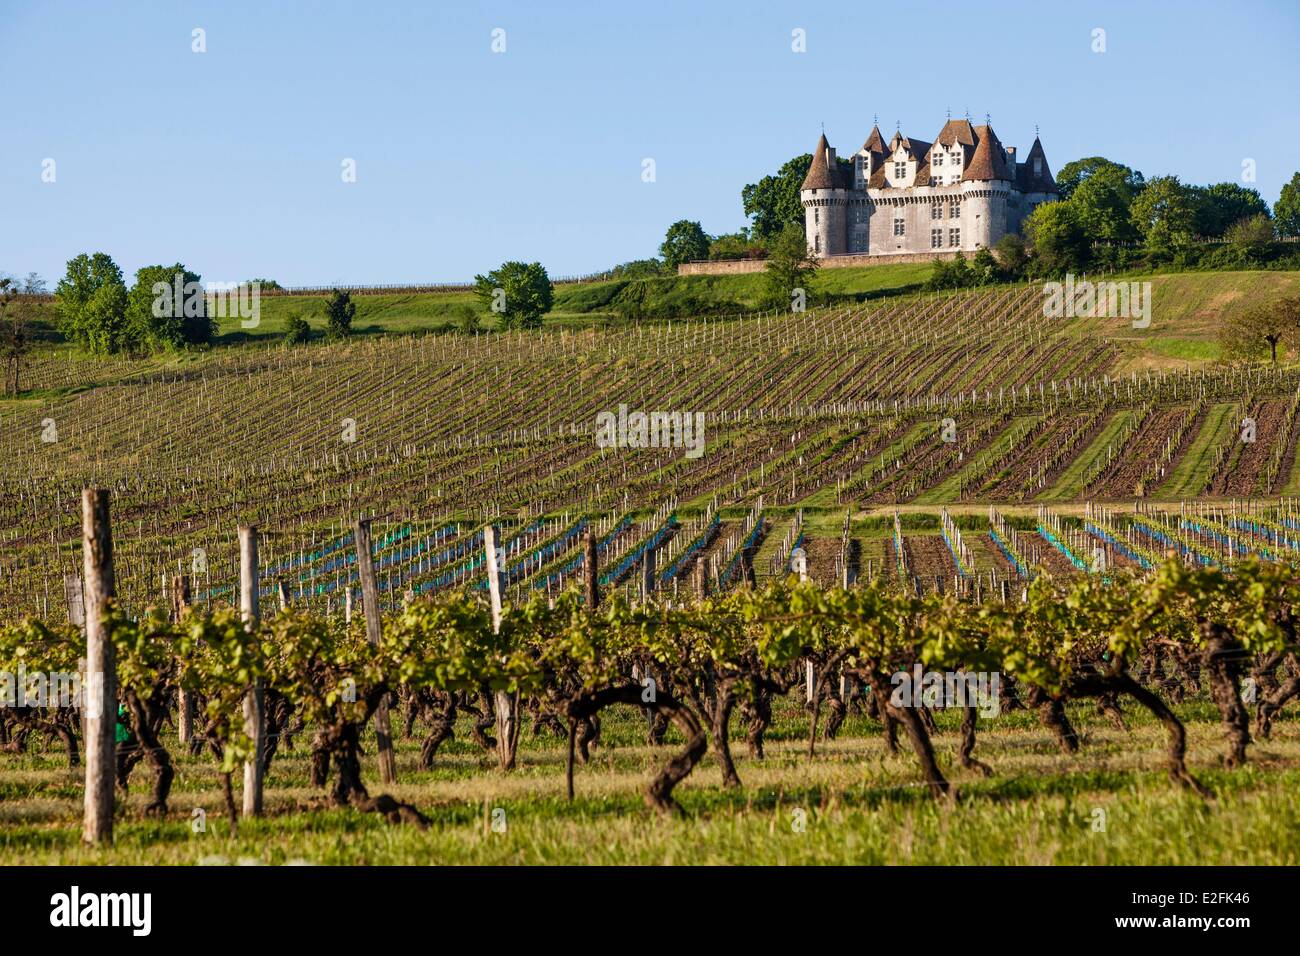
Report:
171,574,193,746
484,525,518,771
81,488,116,846
641,543,657,601
239,525,265,816
353,519,397,784
584,527,600,609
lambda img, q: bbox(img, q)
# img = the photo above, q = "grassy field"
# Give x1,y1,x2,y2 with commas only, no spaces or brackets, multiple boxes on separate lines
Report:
1158,402,1238,498
2,695,1295,865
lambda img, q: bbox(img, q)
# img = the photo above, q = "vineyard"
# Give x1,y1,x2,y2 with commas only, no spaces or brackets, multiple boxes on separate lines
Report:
3,273,1300,864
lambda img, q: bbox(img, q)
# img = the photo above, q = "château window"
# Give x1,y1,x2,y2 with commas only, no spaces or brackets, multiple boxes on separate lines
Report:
949,228,960,247
950,202,961,218
894,161,906,180
934,154,943,167
1034,157,1043,176
893,217,905,236
931,229,942,249
814,208,820,225
931,203,941,220
814,234,821,253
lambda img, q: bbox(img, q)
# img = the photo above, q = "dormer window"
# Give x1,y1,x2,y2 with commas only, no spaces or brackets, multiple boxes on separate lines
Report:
934,154,944,167
894,161,906,179
1033,157,1043,176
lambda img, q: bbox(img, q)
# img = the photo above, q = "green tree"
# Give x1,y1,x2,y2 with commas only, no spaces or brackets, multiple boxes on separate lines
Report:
709,229,766,260
760,223,818,311
0,278,32,395
1055,156,1144,202
1225,214,1276,263
607,259,664,279
659,220,710,270
1219,297,1300,364
284,315,311,344
971,248,999,285
473,261,554,330
1191,183,1271,238
55,252,129,353
1130,176,1197,253
324,289,356,339
1023,202,1088,274
1068,161,1144,243
1274,172,1300,238
993,234,1029,277
450,303,481,334
126,264,214,352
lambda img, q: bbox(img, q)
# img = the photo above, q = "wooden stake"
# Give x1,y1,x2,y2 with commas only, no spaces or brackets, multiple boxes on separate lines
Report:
81,489,116,846
172,575,193,747
484,525,518,771
584,527,600,609
354,519,397,783
239,525,265,816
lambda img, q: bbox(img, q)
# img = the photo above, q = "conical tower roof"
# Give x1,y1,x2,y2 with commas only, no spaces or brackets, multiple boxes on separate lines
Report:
962,125,1013,182
801,133,841,190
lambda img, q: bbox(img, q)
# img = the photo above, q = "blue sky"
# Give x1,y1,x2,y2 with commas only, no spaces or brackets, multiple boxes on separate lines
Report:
2,0,1297,286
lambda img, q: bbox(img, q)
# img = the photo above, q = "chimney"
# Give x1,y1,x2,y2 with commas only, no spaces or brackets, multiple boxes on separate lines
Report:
826,146,836,166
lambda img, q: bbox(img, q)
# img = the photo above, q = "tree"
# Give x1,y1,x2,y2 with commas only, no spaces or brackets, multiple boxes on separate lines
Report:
473,261,553,330
21,272,45,294
1023,202,1087,274
1275,172,1300,238
607,259,664,279
284,315,311,344
1068,161,1144,243
709,230,767,260
125,264,215,352
971,248,999,286
0,278,32,395
450,303,480,334
993,234,1029,277
659,220,710,270
1224,214,1276,263
1218,297,1300,364
324,289,356,339
760,223,818,310
1055,156,1144,202
742,152,848,242
55,252,129,353
1191,183,1271,238
1130,176,1197,254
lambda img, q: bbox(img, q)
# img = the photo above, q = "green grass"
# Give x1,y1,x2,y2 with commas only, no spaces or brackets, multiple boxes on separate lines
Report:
915,417,1036,504
1157,402,1237,498
1041,410,1134,500
2,694,1295,864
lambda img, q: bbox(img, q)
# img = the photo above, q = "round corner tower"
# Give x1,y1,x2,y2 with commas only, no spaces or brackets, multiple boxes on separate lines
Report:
800,133,849,258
